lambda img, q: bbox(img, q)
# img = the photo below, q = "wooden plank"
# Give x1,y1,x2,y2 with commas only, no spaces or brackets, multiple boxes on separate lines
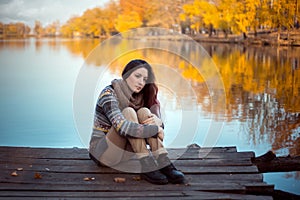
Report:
0,157,253,167
169,146,237,152
0,147,87,156
0,146,238,154
0,146,245,160
0,150,254,160
178,152,255,160
0,182,247,192
0,181,267,193
0,146,274,199
0,171,264,185
174,158,253,166
0,162,259,174
0,191,272,200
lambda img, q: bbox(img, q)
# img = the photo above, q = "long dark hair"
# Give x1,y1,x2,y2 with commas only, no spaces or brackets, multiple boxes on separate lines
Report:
122,59,159,108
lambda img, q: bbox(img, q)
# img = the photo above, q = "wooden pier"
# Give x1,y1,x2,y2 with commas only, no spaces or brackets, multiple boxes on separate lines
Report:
0,146,274,199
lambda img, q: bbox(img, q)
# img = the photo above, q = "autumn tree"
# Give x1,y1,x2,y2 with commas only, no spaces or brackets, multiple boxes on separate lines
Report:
230,0,259,38
181,0,222,35
181,0,299,38
81,8,104,37
57,0,300,38
15,22,30,36
34,20,44,37
115,11,142,33
118,0,189,32
119,0,149,25
44,20,60,37
60,16,82,37
60,1,119,37
268,0,297,40
1,22,30,37
145,0,188,31
100,1,119,36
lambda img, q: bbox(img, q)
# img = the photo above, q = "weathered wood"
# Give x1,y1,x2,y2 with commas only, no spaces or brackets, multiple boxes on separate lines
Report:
0,162,259,174
0,182,247,191
0,146,237,154
252,151,300,173
0,147,251,160
0,171,264,184
0,157,253,166
0,146,274,199
0,191,273,200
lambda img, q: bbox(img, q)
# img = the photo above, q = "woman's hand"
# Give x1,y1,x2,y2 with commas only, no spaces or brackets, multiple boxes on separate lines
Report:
158,126,164,141
142,114,162,127
142,114,164,141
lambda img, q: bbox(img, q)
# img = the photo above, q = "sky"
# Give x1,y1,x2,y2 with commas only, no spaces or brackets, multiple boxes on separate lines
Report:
0,0,110,28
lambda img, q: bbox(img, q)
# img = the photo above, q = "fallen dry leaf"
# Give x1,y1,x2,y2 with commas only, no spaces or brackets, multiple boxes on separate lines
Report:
114,177,126,183
11,171,18,177
16,168,23,171
34,172,42,179
132,176,141,181
83,177,95,181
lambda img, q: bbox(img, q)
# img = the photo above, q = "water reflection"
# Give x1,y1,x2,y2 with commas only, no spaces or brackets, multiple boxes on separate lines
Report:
200,43,300,156
0,39,30,50
0,38,100,56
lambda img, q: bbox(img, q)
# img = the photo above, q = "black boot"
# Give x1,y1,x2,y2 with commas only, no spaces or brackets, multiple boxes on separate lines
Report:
157,154,185,184
140,156,168,185
89,153,103,167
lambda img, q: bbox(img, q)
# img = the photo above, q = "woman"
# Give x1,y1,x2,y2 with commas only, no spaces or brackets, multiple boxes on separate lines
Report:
89,59,184,185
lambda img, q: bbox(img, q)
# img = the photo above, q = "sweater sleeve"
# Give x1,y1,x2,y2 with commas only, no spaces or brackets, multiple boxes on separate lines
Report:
97,87,159,138
150,103,164,129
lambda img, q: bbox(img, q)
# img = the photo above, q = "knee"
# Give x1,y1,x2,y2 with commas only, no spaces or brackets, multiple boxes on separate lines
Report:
137,107,151,115
122,107,136,116
137,107,151,122
122,107,138,122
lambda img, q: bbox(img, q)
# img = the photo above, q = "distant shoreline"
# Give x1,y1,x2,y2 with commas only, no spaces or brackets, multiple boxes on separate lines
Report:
1,30,300,47
192,33,300,47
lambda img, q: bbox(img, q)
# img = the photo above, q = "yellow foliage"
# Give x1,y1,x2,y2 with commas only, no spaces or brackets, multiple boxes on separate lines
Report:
115,11,142,33
181,0,298,36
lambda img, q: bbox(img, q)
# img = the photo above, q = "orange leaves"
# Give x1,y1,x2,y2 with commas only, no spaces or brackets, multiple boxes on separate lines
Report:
10,167,42,179
114,177,126,183
34,172,42,179
10,171,18,177
115,12,143,33
83,177,96,181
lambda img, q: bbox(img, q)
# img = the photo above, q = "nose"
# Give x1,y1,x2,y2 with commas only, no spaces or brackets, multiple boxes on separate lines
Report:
137,78,144,86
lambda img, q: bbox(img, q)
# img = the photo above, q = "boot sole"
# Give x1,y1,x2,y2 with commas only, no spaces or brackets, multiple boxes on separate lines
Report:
141,174,168,185
168,176,185,184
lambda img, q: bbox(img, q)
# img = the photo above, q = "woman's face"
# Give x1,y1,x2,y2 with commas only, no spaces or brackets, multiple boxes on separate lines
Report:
125,67,148,93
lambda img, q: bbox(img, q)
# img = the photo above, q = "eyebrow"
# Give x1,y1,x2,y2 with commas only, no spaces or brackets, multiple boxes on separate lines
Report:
135,72,148,79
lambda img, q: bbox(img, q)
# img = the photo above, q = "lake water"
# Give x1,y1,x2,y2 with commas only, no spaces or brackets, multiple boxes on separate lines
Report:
0,37,299,195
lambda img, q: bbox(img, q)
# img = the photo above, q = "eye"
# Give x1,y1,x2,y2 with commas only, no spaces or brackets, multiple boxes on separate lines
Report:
135,74,141,78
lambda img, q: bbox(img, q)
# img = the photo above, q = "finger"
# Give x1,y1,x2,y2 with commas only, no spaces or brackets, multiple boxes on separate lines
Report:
142,118,153,124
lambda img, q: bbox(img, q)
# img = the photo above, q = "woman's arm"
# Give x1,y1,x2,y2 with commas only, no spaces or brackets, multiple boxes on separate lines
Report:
98,87,159,139
150,103,164,129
